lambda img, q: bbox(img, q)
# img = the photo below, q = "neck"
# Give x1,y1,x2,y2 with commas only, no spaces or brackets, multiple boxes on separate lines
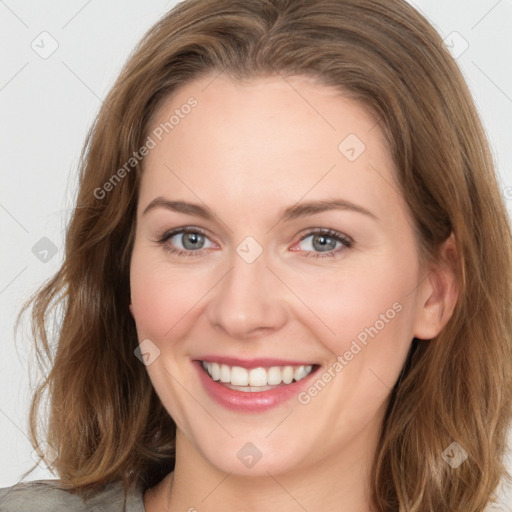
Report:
144,423,380,512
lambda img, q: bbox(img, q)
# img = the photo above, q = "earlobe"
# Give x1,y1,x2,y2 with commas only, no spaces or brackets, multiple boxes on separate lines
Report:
129,302,134,318
413,233,459,340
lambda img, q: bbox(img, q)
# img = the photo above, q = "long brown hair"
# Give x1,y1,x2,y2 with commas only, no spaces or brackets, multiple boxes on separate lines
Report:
17,0,512,510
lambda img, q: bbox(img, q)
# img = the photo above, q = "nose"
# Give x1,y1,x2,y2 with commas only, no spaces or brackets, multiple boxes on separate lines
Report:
206,246,288,340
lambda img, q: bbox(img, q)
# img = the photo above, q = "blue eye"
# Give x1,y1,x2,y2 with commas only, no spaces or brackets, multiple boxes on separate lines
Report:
157,227,214,257
293,229,353,259
156,227,352,259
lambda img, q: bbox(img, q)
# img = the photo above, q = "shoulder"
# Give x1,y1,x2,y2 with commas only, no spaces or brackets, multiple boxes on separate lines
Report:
0,479,145,512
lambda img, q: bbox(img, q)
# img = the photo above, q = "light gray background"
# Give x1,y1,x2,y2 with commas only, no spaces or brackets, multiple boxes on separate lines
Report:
1,0,511,508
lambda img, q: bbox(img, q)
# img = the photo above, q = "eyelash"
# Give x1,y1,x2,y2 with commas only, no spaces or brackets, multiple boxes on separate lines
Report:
155,226,353,259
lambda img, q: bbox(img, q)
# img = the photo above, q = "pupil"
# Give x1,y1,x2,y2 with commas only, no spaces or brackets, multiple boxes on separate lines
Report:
314,234,335,252
183,232,203,250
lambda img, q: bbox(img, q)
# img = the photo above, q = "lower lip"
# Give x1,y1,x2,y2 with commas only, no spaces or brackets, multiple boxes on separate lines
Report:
194,361,318,413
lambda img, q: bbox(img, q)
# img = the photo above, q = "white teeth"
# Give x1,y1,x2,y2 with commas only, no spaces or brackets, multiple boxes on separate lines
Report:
201,361,314,388
267,366,282,386
282,366,294,384
210,362,220,381
294,365,308,381
230,366,249,386
248,367,267,387
219,364,230,383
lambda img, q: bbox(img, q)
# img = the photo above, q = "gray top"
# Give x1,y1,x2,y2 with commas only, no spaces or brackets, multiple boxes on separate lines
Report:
0,479,146,511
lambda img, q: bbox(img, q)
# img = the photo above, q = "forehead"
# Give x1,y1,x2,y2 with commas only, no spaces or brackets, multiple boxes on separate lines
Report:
139,73,403,223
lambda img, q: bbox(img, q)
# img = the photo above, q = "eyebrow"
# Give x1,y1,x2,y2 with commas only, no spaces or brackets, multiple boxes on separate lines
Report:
142,197,378,222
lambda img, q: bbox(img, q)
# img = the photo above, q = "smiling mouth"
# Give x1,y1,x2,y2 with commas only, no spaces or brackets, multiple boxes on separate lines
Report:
200,361,317,392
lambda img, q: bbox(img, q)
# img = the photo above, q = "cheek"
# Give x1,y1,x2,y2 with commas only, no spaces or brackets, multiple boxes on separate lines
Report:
290,261,417,438
291,254,418,360
129,248,213,342
129,249,207,429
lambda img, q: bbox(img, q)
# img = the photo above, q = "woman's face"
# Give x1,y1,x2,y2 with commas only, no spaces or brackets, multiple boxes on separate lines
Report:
130,73,439,477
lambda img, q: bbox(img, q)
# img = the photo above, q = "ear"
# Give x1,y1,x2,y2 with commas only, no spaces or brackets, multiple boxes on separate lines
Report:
413,233,459,340
129,302,134,317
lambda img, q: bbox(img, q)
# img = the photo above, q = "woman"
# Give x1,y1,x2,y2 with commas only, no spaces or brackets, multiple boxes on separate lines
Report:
1,0,511,510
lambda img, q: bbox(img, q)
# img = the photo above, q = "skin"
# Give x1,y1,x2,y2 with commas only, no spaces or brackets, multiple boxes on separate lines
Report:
129,73,458,511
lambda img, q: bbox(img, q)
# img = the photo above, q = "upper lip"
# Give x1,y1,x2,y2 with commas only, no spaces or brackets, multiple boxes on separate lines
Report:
196,356,317,369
